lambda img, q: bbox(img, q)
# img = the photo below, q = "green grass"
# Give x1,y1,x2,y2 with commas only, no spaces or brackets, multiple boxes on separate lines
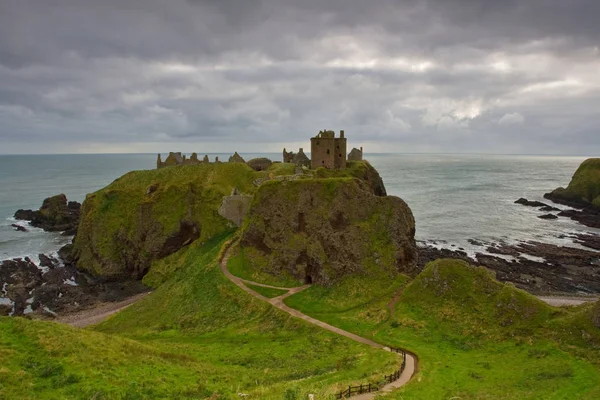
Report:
285,258,600,399
266,162,296,176
227,246,301,288
552,158,600,205
245,284,289,298
0,233,400,399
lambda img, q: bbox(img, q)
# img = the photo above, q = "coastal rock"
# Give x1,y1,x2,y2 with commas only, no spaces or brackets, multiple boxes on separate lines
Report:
515,198,548,207
241,178,418,286
0,305,10,316
38,253,59,270
538,213,558,220
539,205,560,212
0,254,148,317
14,194,80,234
574,234,600,251
246,158,272,171
11,224,28,232
418,240,600,295
557,208,600,229
544,158,600,227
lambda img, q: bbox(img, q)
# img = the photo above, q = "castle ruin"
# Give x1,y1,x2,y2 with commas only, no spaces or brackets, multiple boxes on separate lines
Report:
282,147,310,168
282,130,363,170
157,152,223,168
310,130,347,169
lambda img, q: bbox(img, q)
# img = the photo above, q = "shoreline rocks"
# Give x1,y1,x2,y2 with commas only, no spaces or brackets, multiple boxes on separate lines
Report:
418,235,600,295
541,158,600,228
0,253,148,318
14,194,81,234
11,224,28,232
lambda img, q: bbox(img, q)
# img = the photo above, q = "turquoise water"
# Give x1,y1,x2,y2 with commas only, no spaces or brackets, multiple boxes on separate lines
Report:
0,153,596,262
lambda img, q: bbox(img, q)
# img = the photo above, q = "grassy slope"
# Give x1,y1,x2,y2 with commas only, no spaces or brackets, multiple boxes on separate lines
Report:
0,234,399,399
227,247,301,288
245,284,289,298
285,258,600,399
553,158,600,205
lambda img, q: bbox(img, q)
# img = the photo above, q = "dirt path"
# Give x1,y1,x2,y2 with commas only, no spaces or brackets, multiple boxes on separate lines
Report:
57,292,150,328
220,247,416,398
537,296,598,307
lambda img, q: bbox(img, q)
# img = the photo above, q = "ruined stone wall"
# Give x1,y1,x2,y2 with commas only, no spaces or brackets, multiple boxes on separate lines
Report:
334,138,347,169
348,147,363,161
283,149,294,163
218,190,253,227
311,137,336,169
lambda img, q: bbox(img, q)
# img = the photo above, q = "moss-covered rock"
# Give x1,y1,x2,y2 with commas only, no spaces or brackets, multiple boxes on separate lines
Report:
545,158,600,208
73,163,258,280
312,160,387,196
73,160,388,282
14,194,80,234
239,177,417,286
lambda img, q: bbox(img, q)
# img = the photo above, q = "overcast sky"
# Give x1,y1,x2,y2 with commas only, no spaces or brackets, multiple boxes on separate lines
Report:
1,0,599,155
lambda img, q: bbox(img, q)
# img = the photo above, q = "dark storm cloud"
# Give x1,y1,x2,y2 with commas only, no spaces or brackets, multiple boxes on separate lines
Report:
0,0,598,153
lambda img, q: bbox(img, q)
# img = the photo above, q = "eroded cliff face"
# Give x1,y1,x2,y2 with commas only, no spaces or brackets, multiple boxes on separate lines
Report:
73,163,258,281
71,160,399,283
240,178,418,286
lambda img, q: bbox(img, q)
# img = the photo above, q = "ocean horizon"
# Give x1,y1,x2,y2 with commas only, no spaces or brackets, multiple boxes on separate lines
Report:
1,153,598,263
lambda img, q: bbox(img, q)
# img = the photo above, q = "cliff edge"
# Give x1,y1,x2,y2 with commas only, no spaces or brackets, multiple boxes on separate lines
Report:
545,158,600,208
239,177,417,286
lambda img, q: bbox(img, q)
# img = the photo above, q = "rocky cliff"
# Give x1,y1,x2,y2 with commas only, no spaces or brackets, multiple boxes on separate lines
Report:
544,158,600,228
545,158,600,208
71,160,398,282
240,177,418,286
73,163,258,280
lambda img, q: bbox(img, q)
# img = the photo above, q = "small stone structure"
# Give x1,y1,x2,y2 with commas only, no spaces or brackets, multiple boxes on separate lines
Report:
282,148,310,168
348,147,363,161
157,152,213,168
218,187,252,227
156,152,241,169
229,152,246,163
247,158,273,171
310,130,347,169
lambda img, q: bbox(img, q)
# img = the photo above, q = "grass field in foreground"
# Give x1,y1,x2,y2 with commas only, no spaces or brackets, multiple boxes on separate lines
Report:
0,234,399,400
285,258,600,399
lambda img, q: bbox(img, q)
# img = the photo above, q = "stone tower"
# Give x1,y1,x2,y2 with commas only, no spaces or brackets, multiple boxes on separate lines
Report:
310,130,347,169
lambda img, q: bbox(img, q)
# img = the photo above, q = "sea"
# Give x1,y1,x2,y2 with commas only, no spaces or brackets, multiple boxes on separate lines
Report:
1,153,598,264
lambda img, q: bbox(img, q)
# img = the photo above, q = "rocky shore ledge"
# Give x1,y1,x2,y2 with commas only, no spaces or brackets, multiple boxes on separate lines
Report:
0,255,147,317
1,194,148,318
419,233,600,295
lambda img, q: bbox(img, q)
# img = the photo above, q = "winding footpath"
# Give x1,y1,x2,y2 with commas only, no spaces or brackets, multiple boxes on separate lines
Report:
220,247,416,399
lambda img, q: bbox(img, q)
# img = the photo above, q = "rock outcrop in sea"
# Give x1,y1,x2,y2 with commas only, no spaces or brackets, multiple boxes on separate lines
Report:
14,194,81,235
544,158,600,228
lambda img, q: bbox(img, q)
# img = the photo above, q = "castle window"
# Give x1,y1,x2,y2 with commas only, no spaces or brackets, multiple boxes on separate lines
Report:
317,141,320,145
327,149,330,154
337,146,339,149
339,154,342,157
322,160,325,164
